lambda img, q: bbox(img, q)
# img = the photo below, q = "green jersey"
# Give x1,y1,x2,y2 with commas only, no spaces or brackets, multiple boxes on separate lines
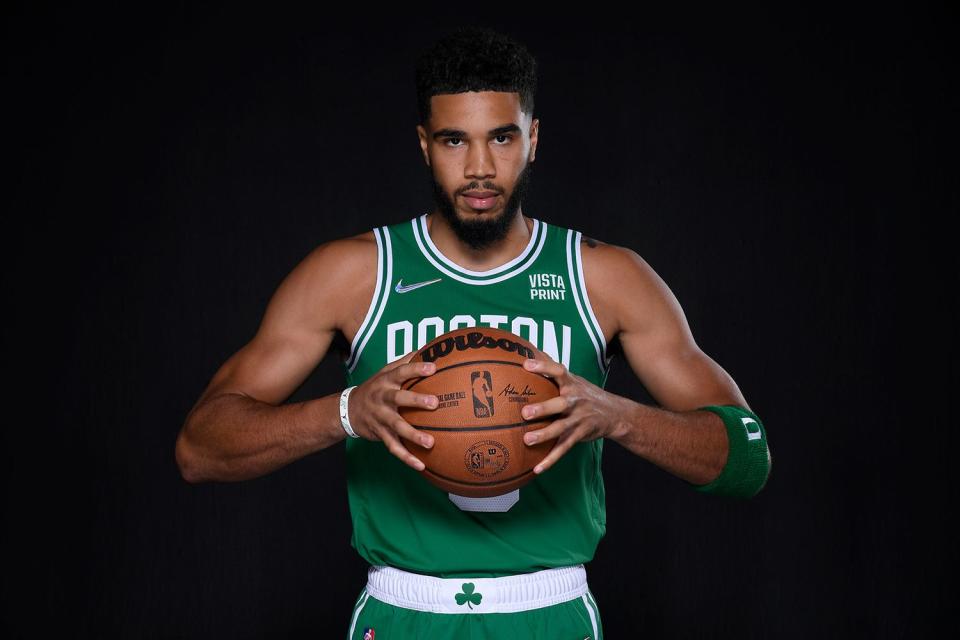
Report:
341,213,614,578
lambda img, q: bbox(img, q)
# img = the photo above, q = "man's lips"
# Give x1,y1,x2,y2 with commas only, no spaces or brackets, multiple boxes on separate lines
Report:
462,191,499,210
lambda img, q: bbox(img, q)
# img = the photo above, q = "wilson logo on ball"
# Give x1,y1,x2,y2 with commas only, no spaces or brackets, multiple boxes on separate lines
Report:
471,370,494,418
421,330,535,363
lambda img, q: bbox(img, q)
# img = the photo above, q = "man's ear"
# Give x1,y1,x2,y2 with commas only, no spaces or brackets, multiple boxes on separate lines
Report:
529,118,539,163
416,124,431,167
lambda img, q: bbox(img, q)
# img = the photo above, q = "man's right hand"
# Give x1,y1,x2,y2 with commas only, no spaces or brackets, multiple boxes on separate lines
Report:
347,353,439,471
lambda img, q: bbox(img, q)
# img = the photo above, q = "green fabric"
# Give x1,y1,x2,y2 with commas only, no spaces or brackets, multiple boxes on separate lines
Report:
342,214,611,576
690,405,771,498
346,586,604,639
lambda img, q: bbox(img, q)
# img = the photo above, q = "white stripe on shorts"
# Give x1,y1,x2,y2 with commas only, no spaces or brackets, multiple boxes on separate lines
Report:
582,592,599,639
347,589,369,640
365,564,589,614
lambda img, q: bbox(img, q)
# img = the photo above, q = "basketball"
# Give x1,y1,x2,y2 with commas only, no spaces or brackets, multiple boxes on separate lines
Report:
398,327,560,498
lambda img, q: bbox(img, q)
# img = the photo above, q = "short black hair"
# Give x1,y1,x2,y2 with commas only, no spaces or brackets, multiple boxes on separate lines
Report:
415,26,538,126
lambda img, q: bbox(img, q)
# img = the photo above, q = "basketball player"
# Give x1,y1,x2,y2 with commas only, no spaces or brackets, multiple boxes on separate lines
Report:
175,27,771,639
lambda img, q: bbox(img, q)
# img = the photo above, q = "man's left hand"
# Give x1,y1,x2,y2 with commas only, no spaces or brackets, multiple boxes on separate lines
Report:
519,350,628,474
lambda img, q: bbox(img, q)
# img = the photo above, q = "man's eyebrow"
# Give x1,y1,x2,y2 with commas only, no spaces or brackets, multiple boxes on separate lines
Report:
432,123,522,141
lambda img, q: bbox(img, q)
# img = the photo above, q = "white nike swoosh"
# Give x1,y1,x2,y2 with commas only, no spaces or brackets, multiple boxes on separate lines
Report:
395,278,442,293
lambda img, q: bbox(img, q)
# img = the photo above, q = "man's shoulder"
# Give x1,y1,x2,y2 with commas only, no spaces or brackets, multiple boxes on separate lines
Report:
578,232,611,251
333,229,378,252
284,230,379,336
311,216,416,259
578,234,641,272
305,229,378,270
578,235,663,339
291,230,379,301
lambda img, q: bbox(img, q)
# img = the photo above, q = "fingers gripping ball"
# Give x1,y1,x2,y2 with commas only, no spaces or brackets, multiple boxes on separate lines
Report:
399,327,559,498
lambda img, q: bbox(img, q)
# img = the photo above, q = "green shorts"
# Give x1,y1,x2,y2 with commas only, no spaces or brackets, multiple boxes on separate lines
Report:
345,564,604,639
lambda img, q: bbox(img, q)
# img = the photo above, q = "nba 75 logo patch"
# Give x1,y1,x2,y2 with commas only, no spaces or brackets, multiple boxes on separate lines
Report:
362,627,375,640
471,370,494,418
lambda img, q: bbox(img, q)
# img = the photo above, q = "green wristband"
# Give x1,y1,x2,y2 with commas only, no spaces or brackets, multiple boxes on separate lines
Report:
690,405,771,498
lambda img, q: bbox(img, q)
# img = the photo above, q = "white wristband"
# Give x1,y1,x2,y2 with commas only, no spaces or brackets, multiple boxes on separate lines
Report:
339,386,360,438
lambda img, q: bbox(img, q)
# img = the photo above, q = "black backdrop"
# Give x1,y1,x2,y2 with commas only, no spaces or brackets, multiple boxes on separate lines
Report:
4,6,954,638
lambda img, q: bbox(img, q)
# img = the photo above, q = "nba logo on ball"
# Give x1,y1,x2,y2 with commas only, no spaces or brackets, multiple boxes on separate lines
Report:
397,327,560,498
471,370,494,418
362,627,375,640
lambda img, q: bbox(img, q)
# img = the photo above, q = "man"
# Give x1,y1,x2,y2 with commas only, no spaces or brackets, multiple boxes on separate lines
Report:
175,26,771,639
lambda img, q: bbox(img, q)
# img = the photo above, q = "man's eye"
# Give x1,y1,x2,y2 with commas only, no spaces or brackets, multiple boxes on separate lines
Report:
444,135,513,147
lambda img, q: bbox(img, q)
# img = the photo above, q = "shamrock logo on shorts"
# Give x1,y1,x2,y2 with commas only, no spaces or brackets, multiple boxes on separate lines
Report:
455,583,483,609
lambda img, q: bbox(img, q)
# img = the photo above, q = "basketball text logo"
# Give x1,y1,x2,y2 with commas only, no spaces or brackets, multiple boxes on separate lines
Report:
471,370,494,418
420,331,535,363
385,319,575,370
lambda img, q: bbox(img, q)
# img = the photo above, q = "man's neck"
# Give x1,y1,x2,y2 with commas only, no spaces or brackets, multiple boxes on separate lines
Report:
426,210,533,272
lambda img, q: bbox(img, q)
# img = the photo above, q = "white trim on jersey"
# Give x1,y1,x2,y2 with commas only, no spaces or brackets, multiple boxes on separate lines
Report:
566,229,612,374
344,227,384,371
575,231,614,370
411,213,548,285
346,226,393,374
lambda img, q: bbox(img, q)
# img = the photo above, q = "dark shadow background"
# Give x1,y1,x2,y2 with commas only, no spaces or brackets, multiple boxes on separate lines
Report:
4,6,954,638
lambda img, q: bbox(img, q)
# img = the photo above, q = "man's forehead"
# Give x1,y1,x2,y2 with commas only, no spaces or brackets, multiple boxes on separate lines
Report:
428,91,527,129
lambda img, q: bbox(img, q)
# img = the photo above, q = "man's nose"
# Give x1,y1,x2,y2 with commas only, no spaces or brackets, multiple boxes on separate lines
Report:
465,142,496,179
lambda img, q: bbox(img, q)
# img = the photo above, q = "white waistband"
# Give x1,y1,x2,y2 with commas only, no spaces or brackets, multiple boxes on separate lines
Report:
365,564,588,614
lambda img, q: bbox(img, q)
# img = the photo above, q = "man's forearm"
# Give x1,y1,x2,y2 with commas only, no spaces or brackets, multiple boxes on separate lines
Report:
175,391,347,483
607,395,729,485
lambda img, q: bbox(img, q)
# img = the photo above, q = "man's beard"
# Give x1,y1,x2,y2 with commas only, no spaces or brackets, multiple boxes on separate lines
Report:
430,160,534,252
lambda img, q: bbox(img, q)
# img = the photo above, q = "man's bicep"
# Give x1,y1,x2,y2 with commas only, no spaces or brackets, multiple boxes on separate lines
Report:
199,330,334,408
194,243,345,408
613,249,748,412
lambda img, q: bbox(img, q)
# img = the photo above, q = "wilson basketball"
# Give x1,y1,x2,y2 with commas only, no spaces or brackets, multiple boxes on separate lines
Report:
399,326,559,498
